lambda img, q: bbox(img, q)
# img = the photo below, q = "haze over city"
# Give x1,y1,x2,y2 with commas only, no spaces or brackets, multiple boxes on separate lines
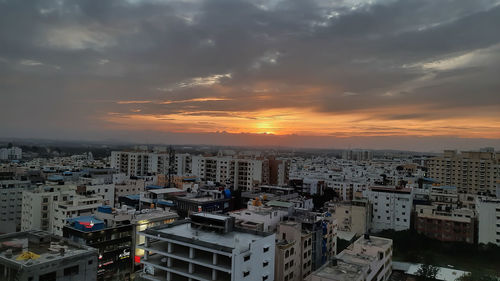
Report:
1,0,500,150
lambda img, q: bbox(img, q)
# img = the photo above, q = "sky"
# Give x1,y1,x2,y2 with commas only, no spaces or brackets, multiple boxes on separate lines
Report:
1,0,500,151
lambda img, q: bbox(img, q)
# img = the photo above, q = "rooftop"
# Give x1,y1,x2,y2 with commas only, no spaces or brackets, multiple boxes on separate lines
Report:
0,231,96,268
354,235,392,248
313,260,367,281
143,220,273,253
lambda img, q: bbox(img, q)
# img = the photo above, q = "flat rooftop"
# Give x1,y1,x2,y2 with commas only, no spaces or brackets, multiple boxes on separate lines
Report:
0,231,96,268
144,220,272,253
354,235,392,248
313,260,366,281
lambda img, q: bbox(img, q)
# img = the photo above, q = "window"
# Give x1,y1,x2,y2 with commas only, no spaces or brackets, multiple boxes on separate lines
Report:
243,271,250,277
64,265,79,276
285,250,289,258
263,246,269,253
263,275,269,281
244,255,251,262
88,259,93,265
263,261,269,267
290,247,294,255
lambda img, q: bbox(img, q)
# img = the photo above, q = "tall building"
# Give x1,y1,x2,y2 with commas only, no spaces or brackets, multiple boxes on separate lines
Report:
0,230,98,281
364,187,413,232
191,156,267,191
110,151,191,177
51,195,104,236
427,149,500,195
268,157,290,186
276,221,313,281
0,180,32,233
476,197,500,245
0,147,22,161
138,213,275,281
21,185,77,233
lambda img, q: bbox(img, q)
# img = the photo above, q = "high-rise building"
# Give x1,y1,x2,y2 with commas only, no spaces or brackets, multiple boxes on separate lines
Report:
0,230,98,281
110,151,191,177
326,198,371,236
427,149,500,195
0,147,22,161
191,155,267,191
0,180,32,233
276,221,313,280
138,213,275,281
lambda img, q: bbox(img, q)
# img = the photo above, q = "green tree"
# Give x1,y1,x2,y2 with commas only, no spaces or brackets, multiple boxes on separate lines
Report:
416,263,440,281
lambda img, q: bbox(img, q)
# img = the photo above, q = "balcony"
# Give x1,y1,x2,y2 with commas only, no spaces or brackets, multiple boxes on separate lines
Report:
138,241,231,272
142,254,231,281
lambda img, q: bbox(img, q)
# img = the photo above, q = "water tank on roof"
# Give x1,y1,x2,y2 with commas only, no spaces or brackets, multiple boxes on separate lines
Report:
224,189,231,198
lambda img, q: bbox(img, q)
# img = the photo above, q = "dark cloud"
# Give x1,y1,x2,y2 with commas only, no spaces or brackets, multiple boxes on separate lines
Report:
0,0,499,149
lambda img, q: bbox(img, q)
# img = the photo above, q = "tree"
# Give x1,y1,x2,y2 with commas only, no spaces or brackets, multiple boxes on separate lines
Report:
416,263,440,281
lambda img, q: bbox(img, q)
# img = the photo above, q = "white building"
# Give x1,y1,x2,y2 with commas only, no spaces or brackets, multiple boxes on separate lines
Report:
21,185,77,233
309,235,392,281
364,187,413,232
111,151,191,177
0,147,22,160
51,195,104,236
191,156,265,191
0,180,32,233
138,213,275,281
476,197,500,245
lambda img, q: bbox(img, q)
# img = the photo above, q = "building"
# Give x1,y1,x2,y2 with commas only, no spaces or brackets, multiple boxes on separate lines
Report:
64,214,134,281
310,235,392,281
427,149,500,195
51,195,104,236
191,155,267,191
114,178,147,207
138,213,275,281
326,199,371,236
21,185,77,233
110,151,191,177
0,180,32,233
342,150,373,161
0,147,22,161
0,230,98,281
476,197,500,245
276,221,313,280
364,187,413,232
268,157,290,186
414,207,475,243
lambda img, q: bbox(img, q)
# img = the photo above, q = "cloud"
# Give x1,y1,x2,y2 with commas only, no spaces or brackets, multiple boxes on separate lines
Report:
0,0,499,149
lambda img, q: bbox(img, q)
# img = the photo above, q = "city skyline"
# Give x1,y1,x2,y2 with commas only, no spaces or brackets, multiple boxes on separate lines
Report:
1,0,500,150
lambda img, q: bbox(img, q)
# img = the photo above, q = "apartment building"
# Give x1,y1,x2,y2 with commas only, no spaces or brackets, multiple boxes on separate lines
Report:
0,230,98,281
268,157,290,186
138,213,275,281
114,178,147,207
427,149,500,195
276,221,313,280
191,155,267,191
309,235,392,281
326,198,371,236
21,185,77,233
0,147,22,160
476,197,500,245
0,180,32,233
110,151,190,177
364,187,413,232
414,206,475,243
52,195,104,236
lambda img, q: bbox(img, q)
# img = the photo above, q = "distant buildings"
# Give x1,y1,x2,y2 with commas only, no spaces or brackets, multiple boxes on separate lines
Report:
342,150,373,161
138,213,276,281
110,151,191,177
428,149,500,195
0,147,22,161
0,230,98,281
